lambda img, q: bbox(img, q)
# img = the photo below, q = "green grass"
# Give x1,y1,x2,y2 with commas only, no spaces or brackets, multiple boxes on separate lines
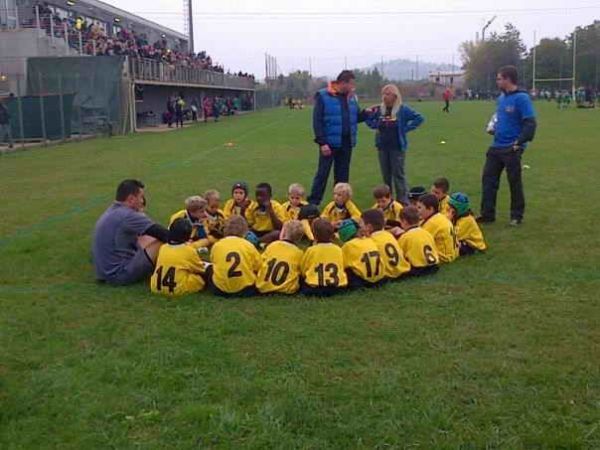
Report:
1,101,599,449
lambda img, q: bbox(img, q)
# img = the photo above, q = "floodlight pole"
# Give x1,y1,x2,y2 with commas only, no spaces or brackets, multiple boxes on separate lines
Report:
531,31,537,92
187,0,194,53
572,30,577,99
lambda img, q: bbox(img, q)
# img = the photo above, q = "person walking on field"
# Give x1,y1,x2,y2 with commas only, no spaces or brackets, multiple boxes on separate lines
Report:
365,84,424,204
308,70,371,205
442,87,452,113
478,65,537,226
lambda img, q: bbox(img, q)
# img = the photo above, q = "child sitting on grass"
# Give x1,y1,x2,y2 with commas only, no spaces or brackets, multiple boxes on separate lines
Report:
245,182,287,245
256,220,305,295
282,183,308,221
372,184,404,228
417,193,458,264
209,216,261,297
339,219,385,289
447,192,487,255
431,177,451,216
223,182,254,219
407,186,427,206
397,206,440,277
168,195,210,247
361,208,411,281
300,218,348,296
203,189,226,243
150,218,207,297
321,182,361,229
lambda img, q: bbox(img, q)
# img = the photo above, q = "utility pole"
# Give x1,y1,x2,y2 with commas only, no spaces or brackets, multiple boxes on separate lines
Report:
381,56,384,79
415,55,419,80
481,15,497,42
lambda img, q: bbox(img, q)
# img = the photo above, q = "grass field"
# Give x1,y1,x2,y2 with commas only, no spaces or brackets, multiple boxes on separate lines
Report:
1,101,599,449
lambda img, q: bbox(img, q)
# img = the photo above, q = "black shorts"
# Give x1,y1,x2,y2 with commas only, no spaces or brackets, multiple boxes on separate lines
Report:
406,265,439,277
107,248,154,286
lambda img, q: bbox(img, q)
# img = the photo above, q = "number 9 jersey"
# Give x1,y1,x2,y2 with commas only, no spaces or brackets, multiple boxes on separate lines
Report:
210,236,262,294
301,243,348,288
256,240,304,294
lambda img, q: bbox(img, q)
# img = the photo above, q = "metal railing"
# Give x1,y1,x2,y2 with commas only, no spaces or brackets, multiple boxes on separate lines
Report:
128,57,255,90
1,6,255,91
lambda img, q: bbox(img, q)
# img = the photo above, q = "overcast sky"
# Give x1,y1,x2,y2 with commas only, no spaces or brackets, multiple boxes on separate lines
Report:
105,0,600,78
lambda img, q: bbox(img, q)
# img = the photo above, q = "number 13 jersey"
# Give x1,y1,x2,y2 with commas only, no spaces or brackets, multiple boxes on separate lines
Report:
301,243,348,288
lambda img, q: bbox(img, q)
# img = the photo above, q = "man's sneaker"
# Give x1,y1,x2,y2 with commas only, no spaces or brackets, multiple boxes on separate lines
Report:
476,216,495,224
509,219,523,227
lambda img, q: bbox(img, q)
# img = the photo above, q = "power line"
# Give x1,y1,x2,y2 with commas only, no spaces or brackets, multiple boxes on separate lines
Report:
131,5,600,18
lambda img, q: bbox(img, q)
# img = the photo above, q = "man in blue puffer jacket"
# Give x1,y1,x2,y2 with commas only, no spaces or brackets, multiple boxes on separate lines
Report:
308,70,371,205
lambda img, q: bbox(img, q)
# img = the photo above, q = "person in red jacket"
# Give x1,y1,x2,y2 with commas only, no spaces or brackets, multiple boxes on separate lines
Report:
442,87,452,113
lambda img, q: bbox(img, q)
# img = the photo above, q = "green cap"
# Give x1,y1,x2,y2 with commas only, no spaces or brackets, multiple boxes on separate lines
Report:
338,219,358,243
448,192,470,217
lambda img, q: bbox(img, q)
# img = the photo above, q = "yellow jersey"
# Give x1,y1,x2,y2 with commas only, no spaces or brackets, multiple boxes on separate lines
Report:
455,215,487,252
372,200,403,227
439,195,450,216
245,200,287,233
342,237,385,283
422,212,458,263
203,209,226,240
168,209,209,244
370,230,411,279
281,200,308,221
256,240,304,294
321,200,361,223
222,198,257,219
210,236,261,294
150,243,207,296
398,226,440,269
301,243,348,288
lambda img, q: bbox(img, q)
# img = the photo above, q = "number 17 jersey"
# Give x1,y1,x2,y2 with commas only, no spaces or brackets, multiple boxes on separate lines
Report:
301,243,348,288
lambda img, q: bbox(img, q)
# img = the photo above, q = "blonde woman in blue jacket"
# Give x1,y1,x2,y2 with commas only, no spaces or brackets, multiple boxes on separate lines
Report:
366,84,424,205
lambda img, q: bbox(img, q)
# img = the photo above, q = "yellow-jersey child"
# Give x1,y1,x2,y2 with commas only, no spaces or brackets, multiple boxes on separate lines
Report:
281,183,309,221
372,184,403,228
362,209,411,280
203,189,226,243
418,194,458,263
338,220,385,288
431,177,451,216
168,195,210,247
151,218,207,296
321,182,361,227
209,216,261,296
397,206,440,276
245,182,286,244
223,182,255,219
300,218,347,296
447,192,487,255
256,221,305,295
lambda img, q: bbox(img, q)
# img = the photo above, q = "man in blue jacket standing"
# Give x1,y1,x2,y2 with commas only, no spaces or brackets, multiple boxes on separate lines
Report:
479,66,537,226
308,70,370,205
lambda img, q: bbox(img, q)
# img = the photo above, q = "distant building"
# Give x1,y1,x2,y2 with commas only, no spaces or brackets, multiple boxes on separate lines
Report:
429,71,464,88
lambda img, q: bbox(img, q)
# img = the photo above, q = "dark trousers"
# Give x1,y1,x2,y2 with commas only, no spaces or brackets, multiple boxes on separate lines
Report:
378,148,408,204
480,147,525,221
443,100,450,112
308,140,353,205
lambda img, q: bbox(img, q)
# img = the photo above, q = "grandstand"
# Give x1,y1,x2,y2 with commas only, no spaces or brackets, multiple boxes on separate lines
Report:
0,0,256,141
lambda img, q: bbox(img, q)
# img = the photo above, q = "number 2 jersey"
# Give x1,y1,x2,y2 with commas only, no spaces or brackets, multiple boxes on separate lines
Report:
301,243,348,288
341,237,385,283
256,240,304,294
210,236,261,294
150,243,207,297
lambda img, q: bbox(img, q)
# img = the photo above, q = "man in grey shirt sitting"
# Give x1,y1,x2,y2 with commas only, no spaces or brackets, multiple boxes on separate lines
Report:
93,179,168,285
